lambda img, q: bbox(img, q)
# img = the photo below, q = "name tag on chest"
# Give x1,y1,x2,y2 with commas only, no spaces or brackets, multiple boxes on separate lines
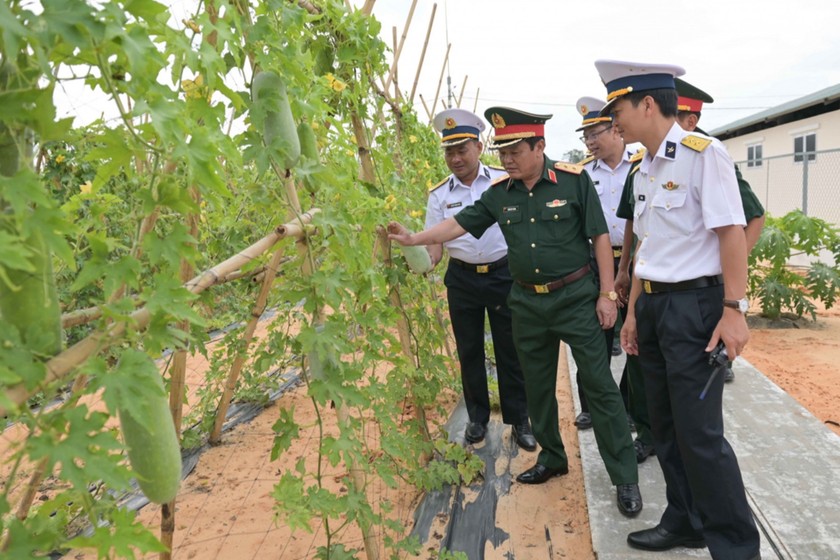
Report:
446,202,463,209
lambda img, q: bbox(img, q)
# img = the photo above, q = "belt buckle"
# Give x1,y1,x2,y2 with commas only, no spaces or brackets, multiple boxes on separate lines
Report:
476,264,489,273
613,249,622,258
643,280,652,294
534,284,550,294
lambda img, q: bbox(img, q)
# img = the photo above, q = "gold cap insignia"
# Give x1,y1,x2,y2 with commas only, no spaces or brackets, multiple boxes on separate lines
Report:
579,104,588,116
491,113,506,128
444,117,456,128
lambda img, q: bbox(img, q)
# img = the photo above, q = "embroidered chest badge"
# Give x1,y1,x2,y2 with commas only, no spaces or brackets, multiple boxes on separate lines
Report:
661,181,679,191
546,199,567,208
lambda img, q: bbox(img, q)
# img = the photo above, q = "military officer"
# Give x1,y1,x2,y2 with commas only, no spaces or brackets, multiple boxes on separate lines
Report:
596,59,760,559
425,108,535,451
576,97,656,463
389,107,641,517
674,78,767,384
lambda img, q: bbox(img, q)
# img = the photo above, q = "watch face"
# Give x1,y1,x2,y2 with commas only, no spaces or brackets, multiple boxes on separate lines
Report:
738,299,749,313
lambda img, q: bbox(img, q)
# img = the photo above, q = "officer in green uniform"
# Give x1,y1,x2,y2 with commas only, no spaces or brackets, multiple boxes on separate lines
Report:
388,107,641,517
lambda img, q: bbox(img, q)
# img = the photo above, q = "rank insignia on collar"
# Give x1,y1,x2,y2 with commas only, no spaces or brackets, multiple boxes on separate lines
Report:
662,181,679,190
665,141,676,158
547,168,557,183
546,199,567,208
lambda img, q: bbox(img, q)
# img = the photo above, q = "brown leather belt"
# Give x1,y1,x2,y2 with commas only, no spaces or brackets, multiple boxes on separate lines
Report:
450,256,508,274
641,275,722,294
517,264,590,294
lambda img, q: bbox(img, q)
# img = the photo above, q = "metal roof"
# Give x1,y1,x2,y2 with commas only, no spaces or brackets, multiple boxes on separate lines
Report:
710,83,840,137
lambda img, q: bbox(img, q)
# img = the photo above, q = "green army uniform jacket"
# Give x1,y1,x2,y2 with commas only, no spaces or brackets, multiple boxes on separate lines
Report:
453,156,608,284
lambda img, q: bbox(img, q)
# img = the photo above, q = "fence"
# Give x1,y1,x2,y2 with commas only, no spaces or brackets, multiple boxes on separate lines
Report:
734,148,840,228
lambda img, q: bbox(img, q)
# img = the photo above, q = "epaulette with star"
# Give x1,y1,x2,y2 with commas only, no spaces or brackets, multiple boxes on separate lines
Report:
554,161,583,175
579,155,595,166
490,174,510,187
681,135,712,153
429,176,450,192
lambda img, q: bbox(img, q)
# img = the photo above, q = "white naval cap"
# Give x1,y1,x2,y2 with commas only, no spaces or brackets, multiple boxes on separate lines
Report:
433,108,486,147
575,96,612,131
594,59,686,113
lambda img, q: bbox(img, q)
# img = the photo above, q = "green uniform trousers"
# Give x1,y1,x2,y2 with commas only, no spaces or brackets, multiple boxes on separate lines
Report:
625,353,654,446
508,276,638,485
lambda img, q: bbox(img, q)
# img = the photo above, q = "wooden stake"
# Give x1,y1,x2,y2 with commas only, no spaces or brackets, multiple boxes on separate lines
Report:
457,75,468,108
473,86,480,114
391,26,401,103
418,94,432,121
431,43,450,117
410,3,436,104
382,0,418,93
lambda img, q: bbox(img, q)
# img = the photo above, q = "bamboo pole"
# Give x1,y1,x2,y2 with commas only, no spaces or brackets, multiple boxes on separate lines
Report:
430,43,450,118
361,0,376,15
391,26,401,103
0,211,320,417
382,0,417,93
457,75,468,108
409,3,436,104
375,227,431,452
473,86,480,114
209,242,288,444
295,0,321,14
418,94,432,121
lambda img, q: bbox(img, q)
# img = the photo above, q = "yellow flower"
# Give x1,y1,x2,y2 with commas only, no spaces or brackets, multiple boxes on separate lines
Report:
408,135,417,143
424,162,430,169
183,74,209,100
80,181,93,194
55,154,65,164
409,209,423,218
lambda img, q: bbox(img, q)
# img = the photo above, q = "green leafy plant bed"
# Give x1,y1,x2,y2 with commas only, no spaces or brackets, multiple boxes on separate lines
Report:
0,1,476,558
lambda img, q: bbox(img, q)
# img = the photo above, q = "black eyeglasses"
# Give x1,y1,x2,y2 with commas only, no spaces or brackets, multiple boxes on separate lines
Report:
579,126,612,144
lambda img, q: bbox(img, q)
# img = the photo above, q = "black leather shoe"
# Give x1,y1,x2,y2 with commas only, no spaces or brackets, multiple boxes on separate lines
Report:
464,422,487,444
512,423,537,451
515,463,568,484
634,439,656,463
574,411,592,430
724,366,735,383
616,483,643,517
611,338,622,356
627,524,706,551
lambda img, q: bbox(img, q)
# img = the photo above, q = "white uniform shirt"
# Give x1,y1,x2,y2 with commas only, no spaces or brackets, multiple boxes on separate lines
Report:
424,164,508,264
633,122,746,283
584,151,633,247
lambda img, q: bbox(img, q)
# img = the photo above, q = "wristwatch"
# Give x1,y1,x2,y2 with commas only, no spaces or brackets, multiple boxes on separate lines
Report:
723,298,749,314
600,291,618,301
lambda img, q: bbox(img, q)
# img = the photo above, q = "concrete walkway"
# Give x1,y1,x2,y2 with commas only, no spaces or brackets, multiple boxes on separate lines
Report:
569,348,840,559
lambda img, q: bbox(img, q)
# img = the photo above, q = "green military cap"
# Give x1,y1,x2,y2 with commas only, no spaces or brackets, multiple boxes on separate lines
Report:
484,106,552,149
675,78,714,112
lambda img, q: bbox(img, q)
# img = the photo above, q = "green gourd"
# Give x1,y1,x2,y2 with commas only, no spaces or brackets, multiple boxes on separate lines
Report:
251,71,300,169
118,376,182,504
401,245,433,274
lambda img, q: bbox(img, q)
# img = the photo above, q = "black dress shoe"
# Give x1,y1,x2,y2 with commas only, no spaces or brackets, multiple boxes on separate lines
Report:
574,411,592,430
464,422,487,444
616,483,643,517
611,338,622,356
634,439,656,463
627,524,706,551
512,423,537,451
515,463,568,484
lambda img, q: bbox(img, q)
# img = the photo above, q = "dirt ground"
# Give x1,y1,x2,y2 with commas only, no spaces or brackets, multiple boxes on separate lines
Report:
8,301,834,559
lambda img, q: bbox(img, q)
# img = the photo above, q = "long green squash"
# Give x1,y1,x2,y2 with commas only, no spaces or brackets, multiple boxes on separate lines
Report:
251,71,300,169
118,375,182,505
401,245,433,275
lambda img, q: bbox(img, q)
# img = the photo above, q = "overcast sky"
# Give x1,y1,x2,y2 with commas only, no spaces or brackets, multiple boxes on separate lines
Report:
364,0,840,158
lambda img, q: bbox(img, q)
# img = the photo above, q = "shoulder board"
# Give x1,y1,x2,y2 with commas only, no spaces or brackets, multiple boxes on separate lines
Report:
554,161,583,175
681,135,712,153
579,155,595,166
487,164,506,171
490,174,510,187
629,148,646,163
429,176,450,192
